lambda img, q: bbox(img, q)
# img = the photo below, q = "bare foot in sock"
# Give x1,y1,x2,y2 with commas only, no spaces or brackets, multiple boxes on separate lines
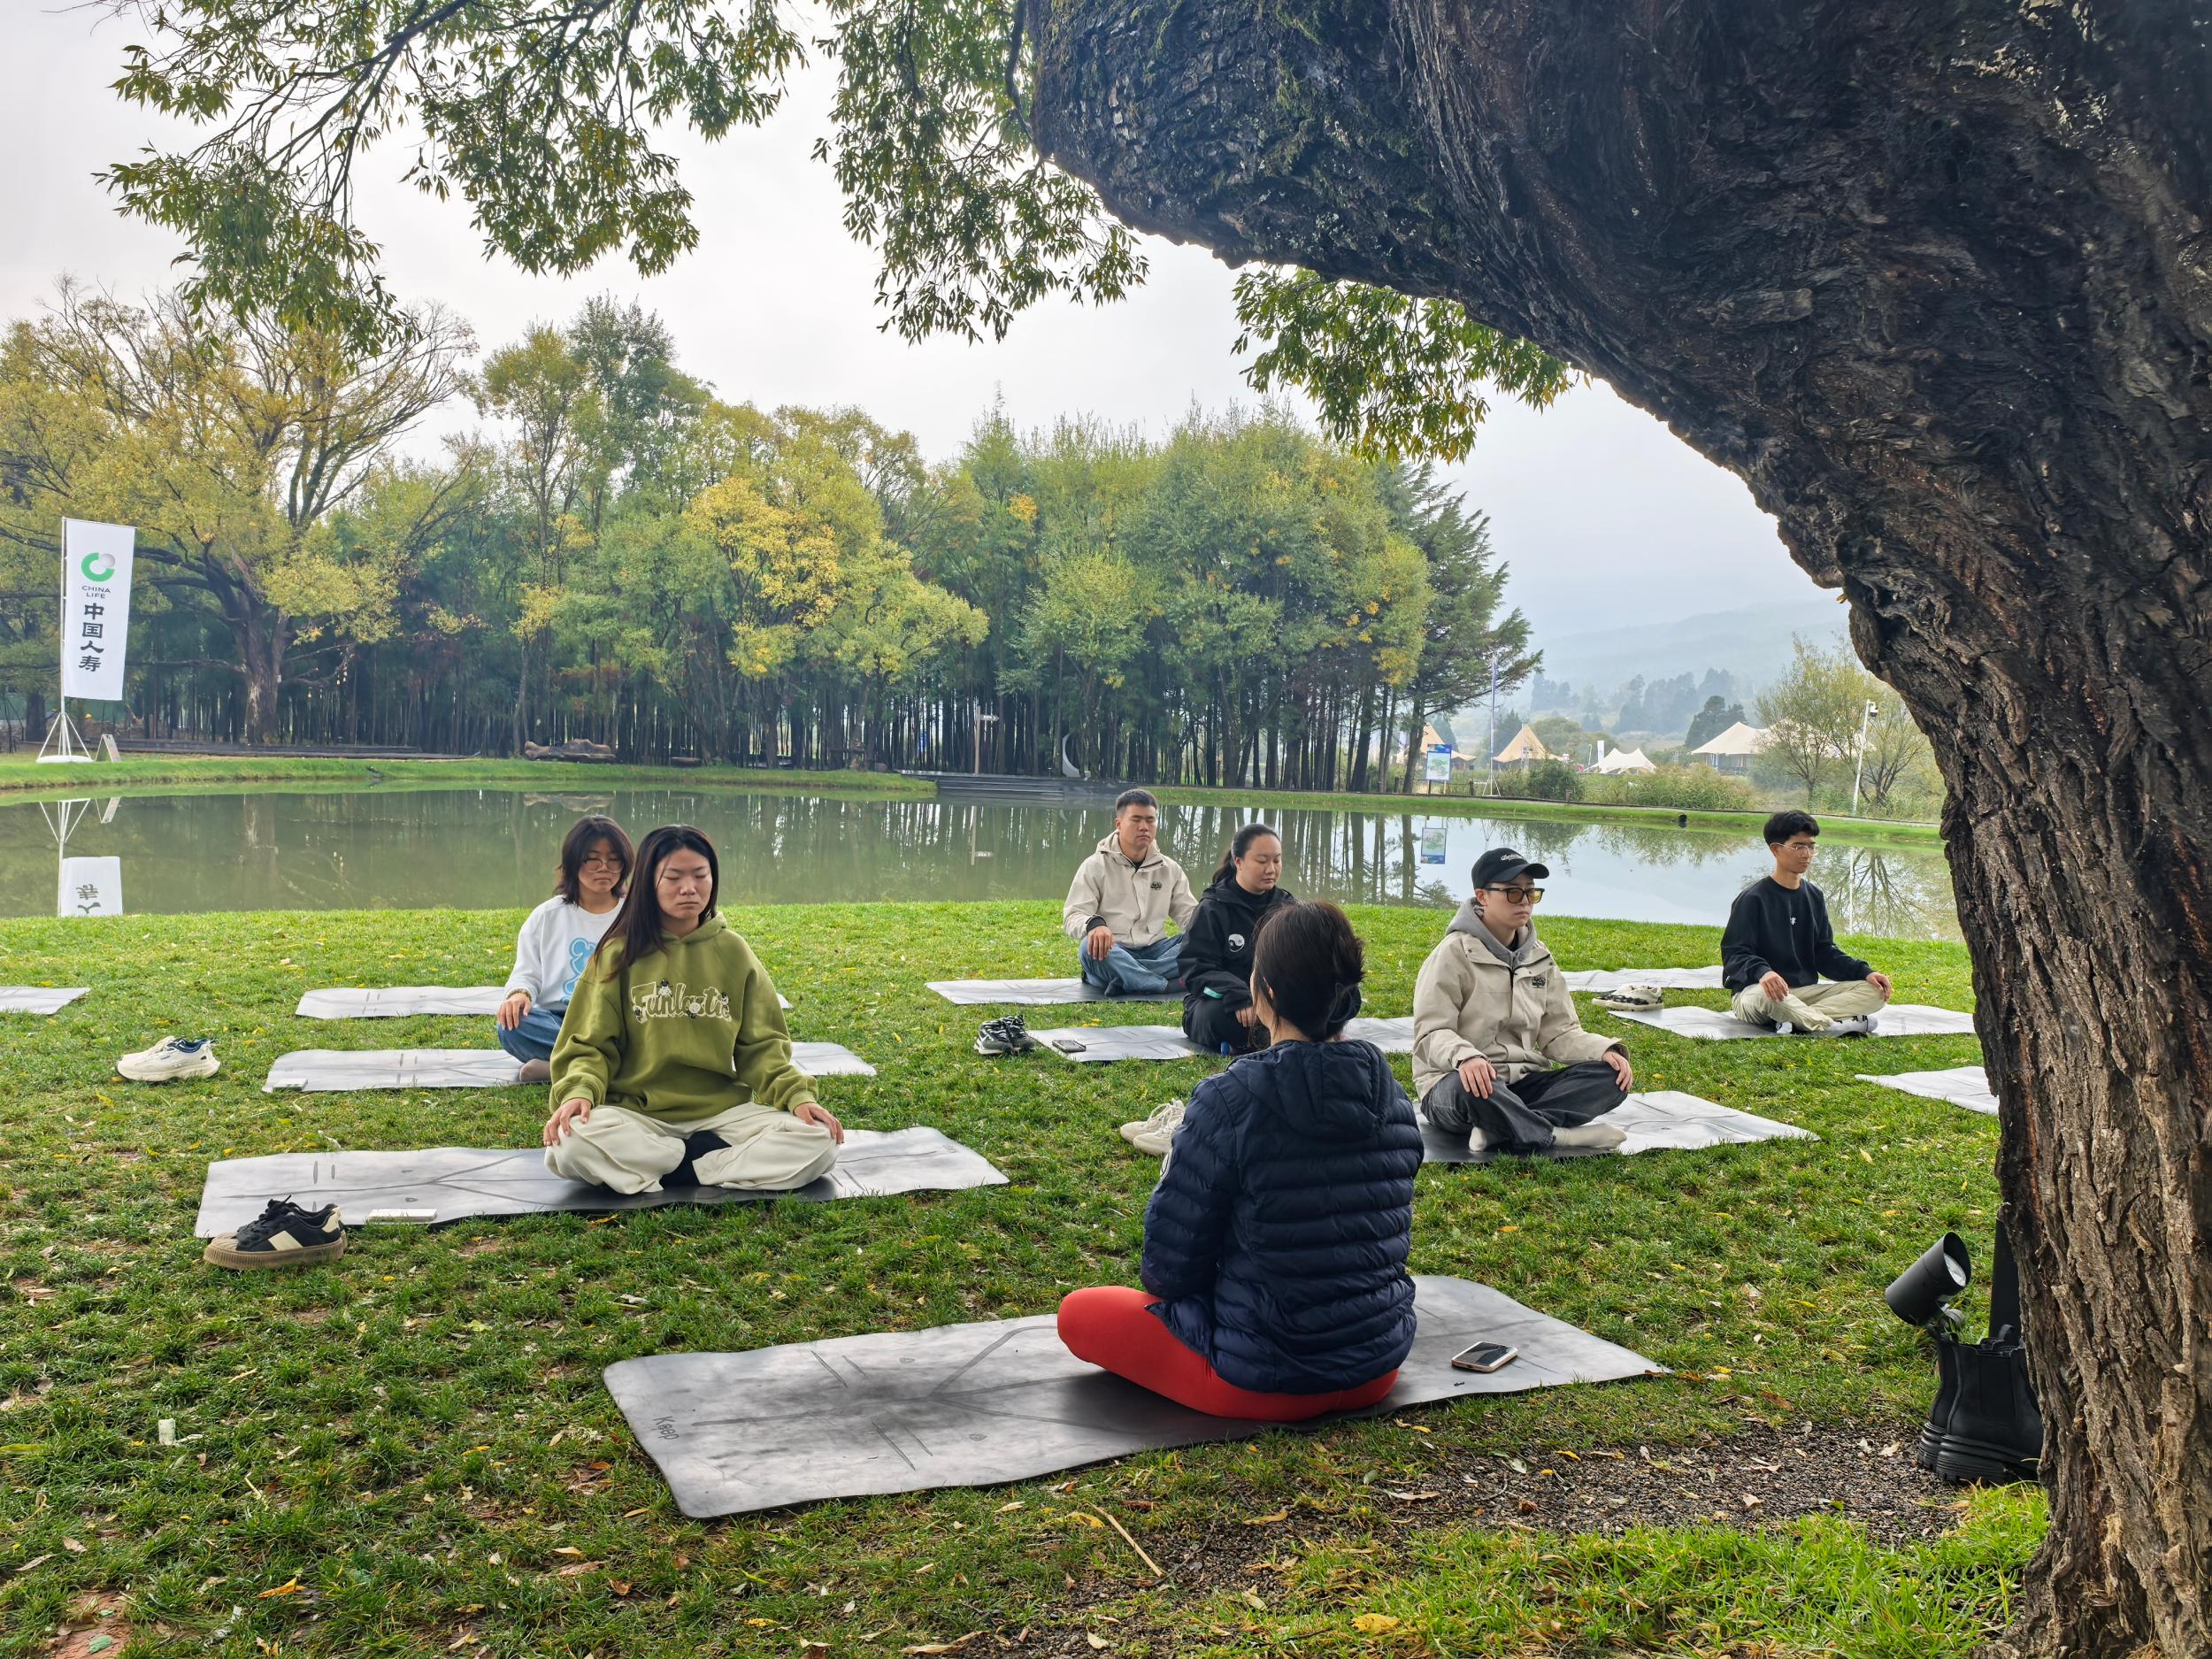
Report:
518,1059,551,1083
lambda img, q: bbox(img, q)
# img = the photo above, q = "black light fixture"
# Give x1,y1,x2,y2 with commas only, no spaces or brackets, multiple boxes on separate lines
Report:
1885,1232,1972,1332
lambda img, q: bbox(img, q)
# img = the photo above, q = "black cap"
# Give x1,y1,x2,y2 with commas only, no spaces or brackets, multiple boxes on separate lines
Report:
1471,848,1550,890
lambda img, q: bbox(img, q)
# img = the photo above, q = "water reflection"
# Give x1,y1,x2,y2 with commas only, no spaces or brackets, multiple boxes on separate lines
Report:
0,789,1960,937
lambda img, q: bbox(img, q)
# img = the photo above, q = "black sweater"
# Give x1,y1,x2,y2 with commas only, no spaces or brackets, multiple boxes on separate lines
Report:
1180,875,1298,1010
1721,876,1872,991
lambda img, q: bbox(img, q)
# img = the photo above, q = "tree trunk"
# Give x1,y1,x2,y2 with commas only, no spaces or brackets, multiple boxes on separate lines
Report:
1032,4,2212,1651
1399,695,1425,796
221,595,290,747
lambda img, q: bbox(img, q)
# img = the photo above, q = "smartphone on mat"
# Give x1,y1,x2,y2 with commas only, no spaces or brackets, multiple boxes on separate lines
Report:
1450,1341,1518,1373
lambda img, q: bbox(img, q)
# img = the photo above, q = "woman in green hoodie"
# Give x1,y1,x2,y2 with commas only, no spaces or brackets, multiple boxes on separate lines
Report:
543,825,844,1193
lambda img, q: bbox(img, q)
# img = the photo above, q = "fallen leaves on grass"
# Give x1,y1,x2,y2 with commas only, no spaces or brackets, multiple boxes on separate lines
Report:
1353,1613,1402,1633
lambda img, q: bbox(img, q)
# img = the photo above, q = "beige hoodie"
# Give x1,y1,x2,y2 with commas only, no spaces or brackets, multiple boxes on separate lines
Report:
1411,903,1622,1098
1062,833,1198,946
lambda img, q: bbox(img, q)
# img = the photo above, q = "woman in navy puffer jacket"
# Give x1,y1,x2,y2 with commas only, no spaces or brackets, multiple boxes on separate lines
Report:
1058,899,1425,1420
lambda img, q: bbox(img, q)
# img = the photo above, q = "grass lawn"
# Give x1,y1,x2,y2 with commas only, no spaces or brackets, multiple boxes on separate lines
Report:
1152,786,1945,849
0,903,2036,1656
0,757,934,806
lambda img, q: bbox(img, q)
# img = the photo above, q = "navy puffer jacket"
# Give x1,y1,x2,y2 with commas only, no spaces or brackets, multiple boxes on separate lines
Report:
1141,1038,1424,1394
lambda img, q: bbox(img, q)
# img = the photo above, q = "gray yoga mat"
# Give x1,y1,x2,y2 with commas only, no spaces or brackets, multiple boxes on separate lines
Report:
0,986,87,1014
1560,966,1724,993
1857,1064,1999,1116
604,1275,1660,1516
1418,1089,1816,1164
1033,1016,1416,1063
1609,1003,1978,1041
928,977,1178,1006
264,1041,874,1092
195,1127,1006,1234
297,987,791,1018
297,987,505,1018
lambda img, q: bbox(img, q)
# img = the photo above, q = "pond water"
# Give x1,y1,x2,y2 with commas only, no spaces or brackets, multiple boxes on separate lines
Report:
0,787,1959,937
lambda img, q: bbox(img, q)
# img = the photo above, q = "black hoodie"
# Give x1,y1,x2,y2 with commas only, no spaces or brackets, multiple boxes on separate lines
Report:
1180,872,1299,1011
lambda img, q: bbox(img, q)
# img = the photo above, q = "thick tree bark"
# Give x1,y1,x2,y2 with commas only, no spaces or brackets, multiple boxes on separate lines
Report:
1033,3,2210,1653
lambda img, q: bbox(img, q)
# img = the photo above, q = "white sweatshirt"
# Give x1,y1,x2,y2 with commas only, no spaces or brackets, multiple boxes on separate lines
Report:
503,897,621,1009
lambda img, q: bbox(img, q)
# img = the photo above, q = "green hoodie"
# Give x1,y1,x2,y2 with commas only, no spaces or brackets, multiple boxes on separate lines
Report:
549,913,816,1125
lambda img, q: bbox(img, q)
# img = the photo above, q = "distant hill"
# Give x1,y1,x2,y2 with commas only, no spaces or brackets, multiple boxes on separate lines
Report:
1525,596,1850,704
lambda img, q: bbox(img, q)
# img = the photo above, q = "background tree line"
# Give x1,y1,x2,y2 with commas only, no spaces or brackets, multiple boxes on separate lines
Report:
0,287,1531,785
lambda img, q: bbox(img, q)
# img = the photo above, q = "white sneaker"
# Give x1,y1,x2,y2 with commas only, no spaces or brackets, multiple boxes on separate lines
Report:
1828,1014,1878,1038
1118,1098,1187,1156
117,1037,219,1082
1550,1121,1628,1152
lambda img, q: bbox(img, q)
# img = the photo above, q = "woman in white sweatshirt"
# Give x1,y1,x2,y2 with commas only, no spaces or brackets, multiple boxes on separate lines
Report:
495,815,633,1081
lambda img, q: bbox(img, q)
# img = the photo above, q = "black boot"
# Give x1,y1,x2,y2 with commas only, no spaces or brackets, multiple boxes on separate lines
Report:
1916,1333,1962,1471
1932,1337,2043,1485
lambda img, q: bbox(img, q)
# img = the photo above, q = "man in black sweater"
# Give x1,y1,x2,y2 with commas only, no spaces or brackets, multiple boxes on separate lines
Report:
1722,810,1894,1033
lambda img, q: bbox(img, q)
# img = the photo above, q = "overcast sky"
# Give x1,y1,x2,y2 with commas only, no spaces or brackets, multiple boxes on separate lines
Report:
4,4,1824,641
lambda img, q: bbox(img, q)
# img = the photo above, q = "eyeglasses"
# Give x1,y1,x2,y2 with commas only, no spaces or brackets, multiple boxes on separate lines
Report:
1486,885,1544,904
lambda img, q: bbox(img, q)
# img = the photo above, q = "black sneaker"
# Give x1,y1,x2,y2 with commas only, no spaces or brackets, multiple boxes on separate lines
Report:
664,1130,732,1190
203,1199,347,1271
974,1013,1038,1056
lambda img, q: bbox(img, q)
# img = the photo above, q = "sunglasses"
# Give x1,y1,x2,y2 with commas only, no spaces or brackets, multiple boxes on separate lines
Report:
1485,885,1545,904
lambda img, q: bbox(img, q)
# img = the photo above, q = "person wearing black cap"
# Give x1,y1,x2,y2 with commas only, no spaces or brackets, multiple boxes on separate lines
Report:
1409,848,1632,1154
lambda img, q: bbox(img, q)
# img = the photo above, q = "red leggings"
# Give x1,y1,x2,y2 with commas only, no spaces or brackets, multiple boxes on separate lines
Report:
1056,1286,1398,1423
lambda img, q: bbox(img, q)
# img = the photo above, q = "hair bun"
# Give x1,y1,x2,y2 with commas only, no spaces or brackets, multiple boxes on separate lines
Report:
1327,981,1363,1026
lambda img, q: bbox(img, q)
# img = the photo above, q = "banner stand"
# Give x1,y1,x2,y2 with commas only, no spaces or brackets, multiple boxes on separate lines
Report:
36,709,93,764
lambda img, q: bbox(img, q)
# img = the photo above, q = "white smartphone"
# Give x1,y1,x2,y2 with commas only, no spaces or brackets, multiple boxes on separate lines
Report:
1450,1341,1519,1373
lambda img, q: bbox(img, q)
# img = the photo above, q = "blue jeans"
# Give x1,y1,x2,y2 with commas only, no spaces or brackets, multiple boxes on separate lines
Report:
1078,933,1184,995
493,1004,568,1064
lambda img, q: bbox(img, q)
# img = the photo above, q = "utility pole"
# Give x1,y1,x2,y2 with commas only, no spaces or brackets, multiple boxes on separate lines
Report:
1485,652,1501,798
1850,699,1880,814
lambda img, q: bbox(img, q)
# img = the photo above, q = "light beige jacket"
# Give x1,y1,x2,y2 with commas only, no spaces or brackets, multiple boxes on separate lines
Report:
1411,906,1622,1098
1062,833,1197,946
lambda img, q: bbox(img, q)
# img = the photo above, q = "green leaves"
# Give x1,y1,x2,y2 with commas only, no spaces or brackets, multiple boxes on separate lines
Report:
1233,269,1577,461
103,0,1571,474
107,2,805,354
818,0,1146,341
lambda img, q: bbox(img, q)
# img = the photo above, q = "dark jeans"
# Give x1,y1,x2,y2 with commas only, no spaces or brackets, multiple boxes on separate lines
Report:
1183,994,1264,1056
1420,1060,1627,1152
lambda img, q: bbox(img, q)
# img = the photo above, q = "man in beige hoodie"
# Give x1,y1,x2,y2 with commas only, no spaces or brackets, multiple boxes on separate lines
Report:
1411,848,1632,1154
1063,789,1199,995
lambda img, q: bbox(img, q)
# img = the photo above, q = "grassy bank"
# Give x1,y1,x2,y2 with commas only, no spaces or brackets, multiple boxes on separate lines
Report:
0,756,934,805
0,903,2029,1656
1155,783,1947,849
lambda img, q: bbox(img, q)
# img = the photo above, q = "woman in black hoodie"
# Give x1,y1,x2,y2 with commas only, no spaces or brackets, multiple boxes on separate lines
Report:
1181,823,1296,1055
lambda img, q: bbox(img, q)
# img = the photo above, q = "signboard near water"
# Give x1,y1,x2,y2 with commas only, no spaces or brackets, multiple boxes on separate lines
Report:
59,855,122,918
1420,824,1448,865
1425,745,1454,786
60,519,135,703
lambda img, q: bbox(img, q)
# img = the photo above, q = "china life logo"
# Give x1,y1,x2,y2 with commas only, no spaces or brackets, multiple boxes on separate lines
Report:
61,520,135,703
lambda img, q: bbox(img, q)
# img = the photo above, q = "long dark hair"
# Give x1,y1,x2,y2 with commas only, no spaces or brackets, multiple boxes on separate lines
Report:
589,824,719,977
555,814,633,904
1210,822,1281,887
1250,900,1364,1040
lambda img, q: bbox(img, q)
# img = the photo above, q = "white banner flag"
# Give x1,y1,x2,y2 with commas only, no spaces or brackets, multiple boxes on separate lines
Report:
60,519,134,703
58,855,123,918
